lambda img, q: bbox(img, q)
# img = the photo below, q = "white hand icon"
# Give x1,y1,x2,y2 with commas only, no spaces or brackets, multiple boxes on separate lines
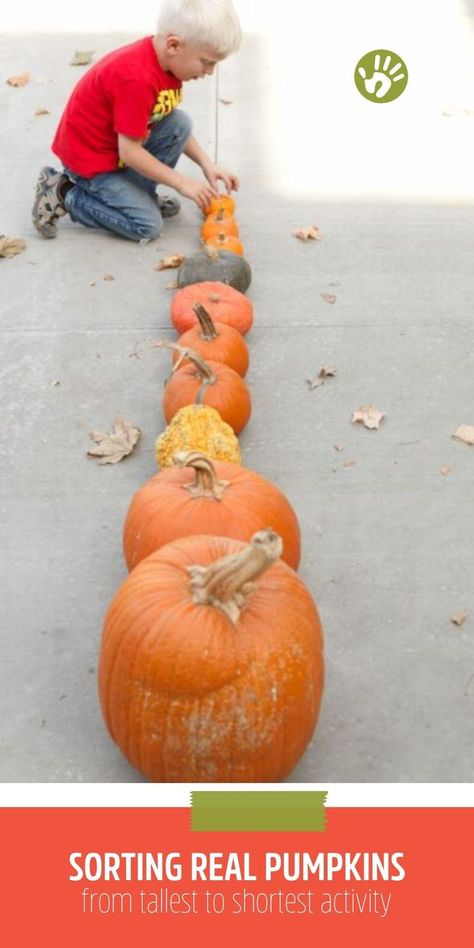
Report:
358,53,406,99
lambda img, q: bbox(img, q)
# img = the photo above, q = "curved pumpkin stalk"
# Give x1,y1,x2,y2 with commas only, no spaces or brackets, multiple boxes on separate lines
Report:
191,303,219,339
173,450,230,499
189,529,283,624
154,340,217,404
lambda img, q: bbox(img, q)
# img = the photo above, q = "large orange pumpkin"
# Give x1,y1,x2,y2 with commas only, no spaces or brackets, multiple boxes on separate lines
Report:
174,304,249,376
123,450,301,570
201,209,239,241
161,342,251,434
171,281,253,335
99,530,324,783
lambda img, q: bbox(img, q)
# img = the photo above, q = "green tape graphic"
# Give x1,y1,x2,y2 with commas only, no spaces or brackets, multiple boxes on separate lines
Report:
191,791,327,832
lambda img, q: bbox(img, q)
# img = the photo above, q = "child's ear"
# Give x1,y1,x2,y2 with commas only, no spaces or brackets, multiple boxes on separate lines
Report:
166,35,182,57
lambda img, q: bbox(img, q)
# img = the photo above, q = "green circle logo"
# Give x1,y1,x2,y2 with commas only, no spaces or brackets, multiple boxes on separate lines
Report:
354,49,408,103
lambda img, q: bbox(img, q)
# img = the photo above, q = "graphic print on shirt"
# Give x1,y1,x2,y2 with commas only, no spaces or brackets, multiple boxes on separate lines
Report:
150,87,183,124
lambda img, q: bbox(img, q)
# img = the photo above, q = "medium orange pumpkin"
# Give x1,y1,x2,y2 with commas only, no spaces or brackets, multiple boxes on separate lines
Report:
123,450,301,570
99,530,324,782
201,209,239,241
205,233,244,255
171,281,253,335
173,304,249,376
160,342,251,434
205,194,235,216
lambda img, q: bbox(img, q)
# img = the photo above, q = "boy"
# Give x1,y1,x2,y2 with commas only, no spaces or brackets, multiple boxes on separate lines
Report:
32,0,241,241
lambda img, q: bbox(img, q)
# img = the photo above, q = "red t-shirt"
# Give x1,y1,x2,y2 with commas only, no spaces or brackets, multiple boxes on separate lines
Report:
52,37,182,177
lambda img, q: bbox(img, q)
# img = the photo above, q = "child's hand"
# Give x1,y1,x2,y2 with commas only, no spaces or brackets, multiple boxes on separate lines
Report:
203,162,240,194
176,175,218,213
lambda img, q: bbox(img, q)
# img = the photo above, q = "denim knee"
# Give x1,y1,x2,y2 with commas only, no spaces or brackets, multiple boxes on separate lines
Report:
135,214,163,241
171,109,193,144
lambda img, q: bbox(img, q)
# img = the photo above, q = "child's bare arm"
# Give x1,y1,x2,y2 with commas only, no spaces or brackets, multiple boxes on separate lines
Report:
183,135,240,194
118,135,218,212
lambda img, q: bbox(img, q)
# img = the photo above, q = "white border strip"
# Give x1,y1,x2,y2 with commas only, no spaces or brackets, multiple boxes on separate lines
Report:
0,784,472,807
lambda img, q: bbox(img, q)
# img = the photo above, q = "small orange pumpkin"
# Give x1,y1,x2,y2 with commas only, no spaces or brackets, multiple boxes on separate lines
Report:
174,304,249,376
123,451,301,570
201,209,239,241
160,342,251,434
99,530,324,782
171,282,253,335
205,233,244,255
205,194,235,216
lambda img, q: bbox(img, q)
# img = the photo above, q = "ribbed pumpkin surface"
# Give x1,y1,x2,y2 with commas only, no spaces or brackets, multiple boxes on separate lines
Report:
174,320,249,376
99,534,324,783
171,282,253,335
123,459,301,570
163,359,251,434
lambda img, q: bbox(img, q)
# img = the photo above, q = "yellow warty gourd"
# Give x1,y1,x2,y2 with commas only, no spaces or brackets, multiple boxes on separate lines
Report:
155,404,241,469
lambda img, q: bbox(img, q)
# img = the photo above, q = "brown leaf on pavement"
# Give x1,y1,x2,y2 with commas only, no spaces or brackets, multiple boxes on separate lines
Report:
440,466,453,476
0,236,26,258
87,417,141,465
166,281,179,289
452,424,474,445
34,107,50,116
219,99,233,105
292,225,321,241
451,609,469,627
155,254,185,271
6,71,29,87
102,274,114,281
352,404,385,430
321,292,337,304
306,365,337,389
70,51,94,66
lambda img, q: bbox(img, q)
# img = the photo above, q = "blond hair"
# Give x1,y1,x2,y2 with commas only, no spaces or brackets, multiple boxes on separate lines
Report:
157,0,241,56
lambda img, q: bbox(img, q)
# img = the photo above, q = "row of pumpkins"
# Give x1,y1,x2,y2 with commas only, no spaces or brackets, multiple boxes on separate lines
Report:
98,195,325,782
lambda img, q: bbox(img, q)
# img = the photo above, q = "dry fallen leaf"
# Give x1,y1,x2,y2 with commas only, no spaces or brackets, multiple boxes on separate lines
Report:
352,404,385,430
102,273,114,281
306,365,337,389
70,51,94,66
51,380,60,387
219,98,233,105
334,443,344,453
0,236,26,258
343,459,357,468
34,107,50,116
87,417,141,465
452,424,474,445
292,225,321,241
321,292,337,304
166,281,179,290
440,466,452,476
451,609,469,627
89,281,96,287
155,253,185,271
6,71,29,87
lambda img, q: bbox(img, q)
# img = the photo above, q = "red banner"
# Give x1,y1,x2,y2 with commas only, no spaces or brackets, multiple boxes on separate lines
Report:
0,807,470,946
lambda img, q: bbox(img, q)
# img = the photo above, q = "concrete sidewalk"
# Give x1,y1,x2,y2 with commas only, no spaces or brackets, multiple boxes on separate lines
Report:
1,18,474,782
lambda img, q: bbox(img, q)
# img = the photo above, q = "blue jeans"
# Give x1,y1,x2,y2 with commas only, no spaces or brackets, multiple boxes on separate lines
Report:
64,109,192,241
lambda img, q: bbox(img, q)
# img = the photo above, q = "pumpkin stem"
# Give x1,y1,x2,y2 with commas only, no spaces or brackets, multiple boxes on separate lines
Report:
173,450,230,499
192,303,219,340
154,340,217,403
188,530,283,624
204,244,219,261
